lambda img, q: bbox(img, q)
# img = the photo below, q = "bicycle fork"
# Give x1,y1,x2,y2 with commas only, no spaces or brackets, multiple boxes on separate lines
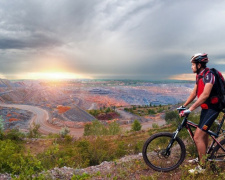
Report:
164,126,183,157
164,117,187,157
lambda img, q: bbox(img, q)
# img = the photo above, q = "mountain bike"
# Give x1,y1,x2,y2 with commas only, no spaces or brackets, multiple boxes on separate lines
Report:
142,107,225,172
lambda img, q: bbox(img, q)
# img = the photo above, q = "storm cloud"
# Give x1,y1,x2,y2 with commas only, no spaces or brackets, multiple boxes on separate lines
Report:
1,0,225,80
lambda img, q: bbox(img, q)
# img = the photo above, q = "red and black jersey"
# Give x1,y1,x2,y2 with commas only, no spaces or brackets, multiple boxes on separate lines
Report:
196,68,215,98
196,68,220,110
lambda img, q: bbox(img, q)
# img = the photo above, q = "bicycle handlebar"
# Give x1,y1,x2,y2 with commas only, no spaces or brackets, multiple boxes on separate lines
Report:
176,107,186,113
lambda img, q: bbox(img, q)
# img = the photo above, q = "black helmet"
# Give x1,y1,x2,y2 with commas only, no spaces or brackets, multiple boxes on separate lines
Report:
190,53,209,63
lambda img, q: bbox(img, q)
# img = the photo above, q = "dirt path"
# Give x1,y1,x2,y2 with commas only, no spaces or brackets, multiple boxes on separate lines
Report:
0,103,54,133
0,103,166,137
0,103,86,137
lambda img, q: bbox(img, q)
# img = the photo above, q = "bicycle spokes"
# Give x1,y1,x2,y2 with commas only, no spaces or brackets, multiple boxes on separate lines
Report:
209,139,225,172
142,133,186,171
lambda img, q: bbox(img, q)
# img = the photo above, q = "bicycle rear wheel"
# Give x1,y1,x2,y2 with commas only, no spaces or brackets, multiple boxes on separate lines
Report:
142,132,186,172
209,139,225,172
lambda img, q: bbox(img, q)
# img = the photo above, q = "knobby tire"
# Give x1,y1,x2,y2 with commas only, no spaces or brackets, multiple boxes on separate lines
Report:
142,132,186,172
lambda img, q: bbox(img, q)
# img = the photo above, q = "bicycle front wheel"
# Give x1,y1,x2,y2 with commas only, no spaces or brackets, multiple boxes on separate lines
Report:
209,139,225,172
142,132,186,172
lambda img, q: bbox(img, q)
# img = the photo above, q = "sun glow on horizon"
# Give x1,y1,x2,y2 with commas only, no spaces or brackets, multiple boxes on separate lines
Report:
169,73,196,81
169,72,225,81
23,72,92,80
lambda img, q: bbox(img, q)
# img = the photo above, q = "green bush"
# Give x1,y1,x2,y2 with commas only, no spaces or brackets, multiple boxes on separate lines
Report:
0,116,4,140
148,109,156,115
88,109,100,117
108,121,121,135
115,141,126,157
77,140,91,167
37,143,82,169
27,123,41,138
88,137,112,165
5,128,25,141
88,107,115,118
0,115,4,132
133,141,143,154
186,141,198,158
84,120,121,136
152,123,159,129
0,139,44,176
37,144,60,169
77,137,114,166
105,107,111,114
188,113,200,124
84,120,106,136
131,119,142,131
165,110,180,124
71,173,90,180
157,108,164,113
124,108,133,113
83,123,92,136
59,127,70,138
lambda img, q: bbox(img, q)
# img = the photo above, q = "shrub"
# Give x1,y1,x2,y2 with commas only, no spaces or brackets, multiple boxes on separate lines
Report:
83,123,91,136
0,115,4,132
165,110,180,124
115,141,126,157
84,120,106,136
59,127,70,138
133,141,143,154
37,144,63,169
152,123,159,129
0,131,3,140
77,137,114,166
0,116,4,139
77,140,91,163
71,173,90,180
157,108,164,113
88,137,112,165
108,121,121,135
88,109,100,117
186,141,198,158
148,109,156,115
84,120,121,136
0,139,44,175
131,119,142,131
105,107,111,114
27,123,41,138
5,128,25,141
188,113,200,124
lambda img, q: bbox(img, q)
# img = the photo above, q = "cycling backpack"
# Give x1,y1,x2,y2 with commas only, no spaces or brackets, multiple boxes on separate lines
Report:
203,68,225,109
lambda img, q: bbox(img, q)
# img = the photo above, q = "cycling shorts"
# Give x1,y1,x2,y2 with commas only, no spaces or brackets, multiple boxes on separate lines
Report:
198,109,220,131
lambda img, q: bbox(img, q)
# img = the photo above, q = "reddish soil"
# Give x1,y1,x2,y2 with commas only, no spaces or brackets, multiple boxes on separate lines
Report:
97,112,120,120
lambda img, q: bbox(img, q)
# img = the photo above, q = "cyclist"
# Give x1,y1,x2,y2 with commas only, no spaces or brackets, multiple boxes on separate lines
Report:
179,53,221,174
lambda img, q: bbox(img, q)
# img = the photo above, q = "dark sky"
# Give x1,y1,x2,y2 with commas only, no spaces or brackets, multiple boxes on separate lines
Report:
0,0,225,80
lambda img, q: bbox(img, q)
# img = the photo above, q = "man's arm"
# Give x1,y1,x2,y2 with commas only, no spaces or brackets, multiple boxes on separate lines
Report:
183,84,197,107
189,83,213,111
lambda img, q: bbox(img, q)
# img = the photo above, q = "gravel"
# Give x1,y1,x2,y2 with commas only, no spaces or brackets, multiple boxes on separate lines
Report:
0,154,143,180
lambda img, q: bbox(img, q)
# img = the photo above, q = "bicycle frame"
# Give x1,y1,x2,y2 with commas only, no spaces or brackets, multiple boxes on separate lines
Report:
166,110,225,160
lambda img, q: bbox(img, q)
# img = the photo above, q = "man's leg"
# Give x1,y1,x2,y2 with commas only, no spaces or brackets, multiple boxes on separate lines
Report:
194,127,208,166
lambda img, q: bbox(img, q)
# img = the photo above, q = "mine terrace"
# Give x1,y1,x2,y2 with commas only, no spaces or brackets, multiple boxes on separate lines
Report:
0,79,194,132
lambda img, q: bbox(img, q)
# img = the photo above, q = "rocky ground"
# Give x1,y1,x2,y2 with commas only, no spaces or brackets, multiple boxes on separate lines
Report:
0,154,144,180
40,154,145,179
0,152,196,180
